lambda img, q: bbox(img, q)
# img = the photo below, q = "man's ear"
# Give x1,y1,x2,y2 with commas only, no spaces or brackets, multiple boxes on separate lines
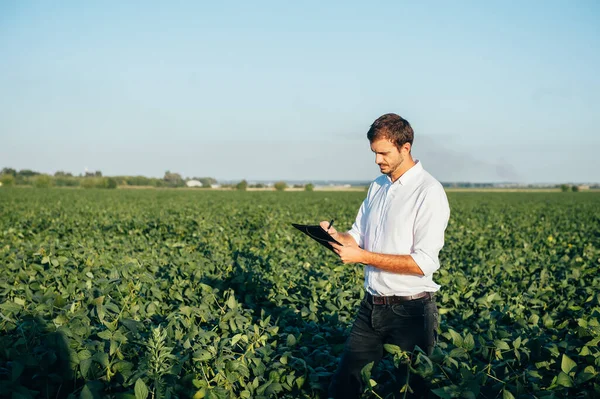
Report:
403,142,412,154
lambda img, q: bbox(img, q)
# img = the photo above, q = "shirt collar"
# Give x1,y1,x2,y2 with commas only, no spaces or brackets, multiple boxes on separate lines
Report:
386,160,423,186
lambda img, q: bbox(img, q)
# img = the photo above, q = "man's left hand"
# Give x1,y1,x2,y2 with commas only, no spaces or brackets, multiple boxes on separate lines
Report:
330,242,366,264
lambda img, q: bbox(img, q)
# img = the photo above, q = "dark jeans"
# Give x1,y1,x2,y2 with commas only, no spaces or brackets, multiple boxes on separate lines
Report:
328,294,439,399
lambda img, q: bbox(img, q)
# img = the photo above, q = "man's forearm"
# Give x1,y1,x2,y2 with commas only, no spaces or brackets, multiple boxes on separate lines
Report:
329,235,426,276
361,251,424,276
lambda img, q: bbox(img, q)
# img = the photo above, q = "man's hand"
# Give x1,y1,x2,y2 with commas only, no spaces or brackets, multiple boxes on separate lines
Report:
330,242,366,264
319,220,338,236
319,220,360,248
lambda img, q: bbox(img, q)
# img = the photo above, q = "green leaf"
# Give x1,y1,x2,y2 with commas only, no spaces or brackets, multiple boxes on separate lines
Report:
227,295,237,309
360,361,374,386
112,360,134,376
231,333,242,346
580,346,590,356
286,334,296,347
561,354,577,374
513,336,522,349
584,365,596,374
486,292,502,302
494,340,510,351
97,330,112,340
135,378,149,399
110,340,119,356
193,349,213,362
463,334,475,351
502,389,515,399
80,385,94,399
527,370,542,379
556,371,573,387
92,352,109,367
80,358,92,378
447,329,463,347
449,347,468,359
383,343,402,355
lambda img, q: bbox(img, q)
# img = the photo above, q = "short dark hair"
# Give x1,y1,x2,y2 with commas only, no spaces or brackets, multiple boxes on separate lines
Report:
367,113,414,151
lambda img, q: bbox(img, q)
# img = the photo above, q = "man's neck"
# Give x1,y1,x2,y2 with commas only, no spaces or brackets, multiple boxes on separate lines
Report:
389,158,416,182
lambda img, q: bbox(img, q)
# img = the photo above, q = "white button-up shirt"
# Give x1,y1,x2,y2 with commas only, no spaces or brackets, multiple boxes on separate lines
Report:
348,160,450,296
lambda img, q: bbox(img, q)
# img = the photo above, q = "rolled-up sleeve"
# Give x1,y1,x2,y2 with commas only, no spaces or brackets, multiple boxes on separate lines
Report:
410,185,450,277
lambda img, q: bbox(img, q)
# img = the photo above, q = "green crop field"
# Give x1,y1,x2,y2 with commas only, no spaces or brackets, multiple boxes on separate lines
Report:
1,188,599,399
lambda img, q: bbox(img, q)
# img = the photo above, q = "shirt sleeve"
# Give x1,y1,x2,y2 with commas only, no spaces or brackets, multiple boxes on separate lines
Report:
410,184,450,277
347,184,372,248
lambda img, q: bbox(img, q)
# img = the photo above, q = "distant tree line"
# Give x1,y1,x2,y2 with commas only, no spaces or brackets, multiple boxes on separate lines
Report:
560,184,580,192
442,181,597,190
234,180,314,191
1,167,321,192
0,167,217,189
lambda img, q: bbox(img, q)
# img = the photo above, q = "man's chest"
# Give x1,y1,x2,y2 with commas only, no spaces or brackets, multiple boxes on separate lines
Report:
363,185,422,246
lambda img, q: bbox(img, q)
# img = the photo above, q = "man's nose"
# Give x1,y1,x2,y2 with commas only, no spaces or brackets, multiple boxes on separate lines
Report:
375,154,383,164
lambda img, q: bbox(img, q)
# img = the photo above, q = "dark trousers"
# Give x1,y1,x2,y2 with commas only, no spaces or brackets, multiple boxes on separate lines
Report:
328,294,439,399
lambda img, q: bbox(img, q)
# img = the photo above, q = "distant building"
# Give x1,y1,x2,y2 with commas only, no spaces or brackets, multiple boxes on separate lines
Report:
577,185,590,191
186,180,203,188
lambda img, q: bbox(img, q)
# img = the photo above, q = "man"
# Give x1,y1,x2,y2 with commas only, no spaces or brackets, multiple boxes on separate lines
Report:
323,113,450,398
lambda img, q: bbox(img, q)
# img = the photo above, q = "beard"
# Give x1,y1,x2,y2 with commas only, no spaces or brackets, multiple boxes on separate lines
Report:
380,154,404,177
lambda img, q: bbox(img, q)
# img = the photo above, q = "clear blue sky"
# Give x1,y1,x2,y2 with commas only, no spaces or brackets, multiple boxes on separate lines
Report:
2,1,599,183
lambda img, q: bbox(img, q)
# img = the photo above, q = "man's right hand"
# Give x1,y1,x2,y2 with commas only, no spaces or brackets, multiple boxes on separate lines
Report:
320,220,338,236
320,221,360,249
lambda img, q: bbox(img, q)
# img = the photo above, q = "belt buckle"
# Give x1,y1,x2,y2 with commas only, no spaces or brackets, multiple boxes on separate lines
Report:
369,294,391,305
372,296,385,305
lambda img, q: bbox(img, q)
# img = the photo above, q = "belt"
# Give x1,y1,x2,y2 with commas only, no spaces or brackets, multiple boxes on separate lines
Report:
366,291,432,305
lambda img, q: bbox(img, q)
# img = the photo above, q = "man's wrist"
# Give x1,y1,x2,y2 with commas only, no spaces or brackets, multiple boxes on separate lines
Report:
360,249,371,264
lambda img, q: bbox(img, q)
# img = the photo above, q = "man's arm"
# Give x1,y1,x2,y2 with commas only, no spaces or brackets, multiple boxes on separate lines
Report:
319,221,423,275
329,244,424,276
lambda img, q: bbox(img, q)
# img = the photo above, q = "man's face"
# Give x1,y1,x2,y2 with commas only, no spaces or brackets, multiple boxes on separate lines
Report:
370,138,404,177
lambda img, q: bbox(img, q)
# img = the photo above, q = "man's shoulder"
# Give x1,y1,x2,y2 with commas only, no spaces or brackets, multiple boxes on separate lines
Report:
421,172,444,188
416,170,449,213
416,168,446,194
